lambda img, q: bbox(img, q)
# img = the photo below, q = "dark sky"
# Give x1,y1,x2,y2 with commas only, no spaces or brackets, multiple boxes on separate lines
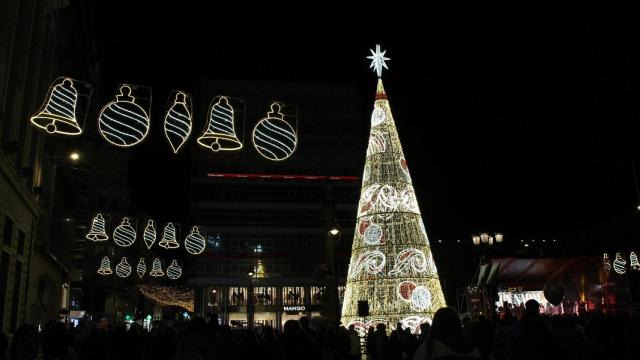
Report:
89,1,640,255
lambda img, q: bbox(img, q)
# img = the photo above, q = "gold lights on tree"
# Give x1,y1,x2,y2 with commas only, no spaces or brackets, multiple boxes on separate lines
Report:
341,45,446,334
138,284,194,312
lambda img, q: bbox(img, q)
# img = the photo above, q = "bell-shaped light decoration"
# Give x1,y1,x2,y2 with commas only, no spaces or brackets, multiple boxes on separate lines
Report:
613,252,627,275
86,214,109,241
197,96,243,152
149,258,164,277
166,260,183,280
602,253,611,275
97,256,113,276
158,222,179,249
30,78,83,135
113,217,136,247
251,103,297,161
164,91,193,153
184,226,206,255
137,258,147,278
629,251,640,271
115,257,132,278
98,85,150,147
143,219,157,249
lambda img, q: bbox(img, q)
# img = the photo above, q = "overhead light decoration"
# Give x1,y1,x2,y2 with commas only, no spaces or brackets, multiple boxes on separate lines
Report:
97,256,113,275
341,45,446,330
149,258,164,277
164,91,193,154
166,260,183,280
30,77,91,136
158,222,180,249
251,103,297,161
86,214,109,241
137,258,147,278
197,96,243,152
603,253,611,275
113,217,136,247
138,284,194,312
98,85,151,147
630,251,640,271
613,252,627,275
115,257,132,278
143,220,157,249
184,226,206,255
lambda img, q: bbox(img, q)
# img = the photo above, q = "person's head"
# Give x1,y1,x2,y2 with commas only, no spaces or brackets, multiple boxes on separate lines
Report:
525,299,540,316
419,322,431,336
429,307,461,339
283,319,301,334
375,323,386,332
348,324,355,332
299,316,310,329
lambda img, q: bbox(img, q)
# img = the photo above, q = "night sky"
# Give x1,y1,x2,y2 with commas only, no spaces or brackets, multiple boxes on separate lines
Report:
89,1,640,254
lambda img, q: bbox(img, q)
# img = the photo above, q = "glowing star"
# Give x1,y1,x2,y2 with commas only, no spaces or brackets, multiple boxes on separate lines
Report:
98,85,150,147
348,250,386,279
197,96,243,152
30,77,84,135
164,91,193,154
363,223,383,245
602,253,611,275
613,252,627,275
143,220,157,249
166,259,182,280
397,281,417,302
113,218,136,247
252,103,297,161
115,257,132,278
97,256,113,275
137,258,147,278
389,248,428,276
158,223,179,249
367,44,390,78
410,286,432,311
149,258,164,277
184,226,206,255
86,214,109,241
630,251,640,271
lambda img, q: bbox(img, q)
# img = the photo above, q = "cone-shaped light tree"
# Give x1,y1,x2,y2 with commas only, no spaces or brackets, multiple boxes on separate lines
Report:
341,45,446,334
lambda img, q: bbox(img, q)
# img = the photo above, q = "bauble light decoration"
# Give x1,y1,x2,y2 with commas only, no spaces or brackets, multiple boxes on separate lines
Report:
113,217,136,247
184,226,206,255
115,257,132,278
613,252,627,275
166,260,183,280
158,222,179,249
98,85,150,147
86,213,109,241
251,103,297,161
164,91,193,154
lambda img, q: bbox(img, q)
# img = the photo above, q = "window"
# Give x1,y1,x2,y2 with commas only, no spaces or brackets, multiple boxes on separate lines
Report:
10,261,22,331
0,252,9,328
3,216,13,246
207,287,224,307
282,286,305,305
253,287,276,305
17,230,25,255
228,286,247,305
310,286,326,305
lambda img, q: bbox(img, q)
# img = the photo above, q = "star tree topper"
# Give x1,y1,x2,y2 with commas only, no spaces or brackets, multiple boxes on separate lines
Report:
367,44,390,78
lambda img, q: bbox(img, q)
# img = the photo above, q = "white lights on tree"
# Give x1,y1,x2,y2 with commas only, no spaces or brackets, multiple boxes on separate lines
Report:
410,286,432,311
113,217,136,247
158,222,180,249
143,220,157,249
371,105,387,127
348,250,386,279
86,214,109,241
98,85,150,147
197,96,243,152
363,223,384,245
613,252,627,275
252,103,297,161
602,253,611,275
97,256,113,275
115,257,132,278
389,248,428,276
166,259,183,280
184,226,206,255
137,258,147,278
400,316,431,335
164,91,193,154
30,77,85,135
366,129,387,157
149,258,164,277
630,251,640,271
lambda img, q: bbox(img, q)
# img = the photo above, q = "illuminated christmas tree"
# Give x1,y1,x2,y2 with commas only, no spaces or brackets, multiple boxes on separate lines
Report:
341,45,446,334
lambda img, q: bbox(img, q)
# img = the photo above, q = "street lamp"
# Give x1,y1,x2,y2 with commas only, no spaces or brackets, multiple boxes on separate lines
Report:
328,226,340,236
247,266,255,328
472,232,503,247
69,152,80,161
328,223,341,327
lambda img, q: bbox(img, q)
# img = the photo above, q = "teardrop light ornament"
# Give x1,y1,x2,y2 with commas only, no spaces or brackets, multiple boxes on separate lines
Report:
251,103,297,161
197,96,243,152
166,260,183,280
158,222,179,249
164,91,193,153
137,258,147,278
113,217,136,247
143,219,157,249
30,78,84,135
115,257,132,278
98,85,150,147
149,258,164,277
97,256,113,276
86,213,109,241
184,226,206,255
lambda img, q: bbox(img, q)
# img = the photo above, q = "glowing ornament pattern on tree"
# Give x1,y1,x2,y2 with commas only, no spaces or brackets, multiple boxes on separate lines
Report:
341,45,446,331
30,78,83,135
197,97,243,152
97,256,113,275
143,220,156,249
348,250,386,279
400,316,432,335
166,260,183,280
98,85,150,147
158,223,179,249
630,251,640,271
113,218,136,247
252,103,297,161
115,257,132,278
602,253,611,275
149,258,164,277
363,223,384,245
137,258,147,278
86,214,109,241
184,226,206,255
164,92,192,154
613,253,627,274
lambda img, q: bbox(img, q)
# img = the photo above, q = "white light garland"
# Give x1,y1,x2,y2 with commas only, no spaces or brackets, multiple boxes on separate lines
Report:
98,85,150,147
166,259,183,280
197,96,243,152
158,222,179,249
630,251,640,271
97,256,113,275
149,258,164,277
86,213,109,241
613,252,627,275
252,103,297,161
348,250,386,279
113,217,136,247
30,78,83,135
137,258,147,278
164,91,193,154
184,226,206,255
143,219,156,249
389,248,428,276
115,257,132,278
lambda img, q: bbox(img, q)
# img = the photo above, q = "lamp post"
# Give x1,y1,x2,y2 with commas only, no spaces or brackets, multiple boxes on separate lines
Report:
328,224,341,327
472,232,503,262
246,266,255,328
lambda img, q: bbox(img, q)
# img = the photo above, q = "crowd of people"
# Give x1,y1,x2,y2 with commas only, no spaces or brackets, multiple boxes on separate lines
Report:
0,300,638,360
